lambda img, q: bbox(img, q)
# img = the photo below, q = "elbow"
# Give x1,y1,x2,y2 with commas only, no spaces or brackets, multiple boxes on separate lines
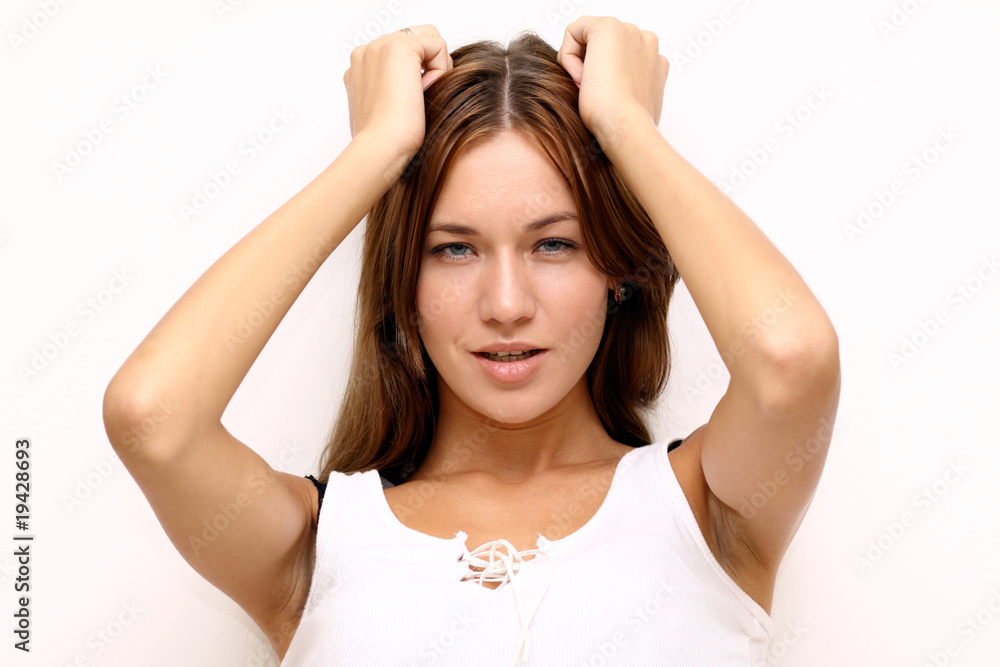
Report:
102,372,186,463
752,325,841,410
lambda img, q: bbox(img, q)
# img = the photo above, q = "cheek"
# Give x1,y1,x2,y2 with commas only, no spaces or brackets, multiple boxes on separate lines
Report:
539,267,608,308
415,272,466,343
414,281,433,340
549,274,609,340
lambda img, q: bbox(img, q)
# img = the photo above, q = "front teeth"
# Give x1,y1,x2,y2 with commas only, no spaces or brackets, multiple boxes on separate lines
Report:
482,350,536,361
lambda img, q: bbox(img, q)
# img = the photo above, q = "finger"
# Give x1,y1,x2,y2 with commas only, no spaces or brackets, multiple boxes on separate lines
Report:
408,35,452,90
557,19,590,84
422,54,453,90
403,24,441,38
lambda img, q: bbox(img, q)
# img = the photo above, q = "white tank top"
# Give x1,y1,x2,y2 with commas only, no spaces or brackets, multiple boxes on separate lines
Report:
281,439,774,666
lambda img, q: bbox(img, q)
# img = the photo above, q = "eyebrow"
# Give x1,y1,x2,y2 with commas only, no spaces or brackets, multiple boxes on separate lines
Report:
426,211,578,236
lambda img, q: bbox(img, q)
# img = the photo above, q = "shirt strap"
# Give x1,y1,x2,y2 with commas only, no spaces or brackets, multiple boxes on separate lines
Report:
305,474,327,517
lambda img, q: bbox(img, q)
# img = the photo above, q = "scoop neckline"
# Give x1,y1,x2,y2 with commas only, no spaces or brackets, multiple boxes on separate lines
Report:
367,443,651,554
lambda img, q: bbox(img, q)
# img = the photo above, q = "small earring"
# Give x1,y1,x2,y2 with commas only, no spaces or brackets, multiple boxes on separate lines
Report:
614,283,628,305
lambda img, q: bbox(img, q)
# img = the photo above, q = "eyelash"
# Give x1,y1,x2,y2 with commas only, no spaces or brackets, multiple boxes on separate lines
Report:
429,238,579,262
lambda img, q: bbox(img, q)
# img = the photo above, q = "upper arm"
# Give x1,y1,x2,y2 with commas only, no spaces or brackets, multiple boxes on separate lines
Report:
699,338,841,570
105,390,319,638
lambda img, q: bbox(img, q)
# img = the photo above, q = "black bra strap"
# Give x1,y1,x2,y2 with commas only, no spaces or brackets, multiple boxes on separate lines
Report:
305,474,327,518
667,437,686,452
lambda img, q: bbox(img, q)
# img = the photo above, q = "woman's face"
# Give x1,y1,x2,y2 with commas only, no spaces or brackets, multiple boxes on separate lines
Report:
416,130,614,425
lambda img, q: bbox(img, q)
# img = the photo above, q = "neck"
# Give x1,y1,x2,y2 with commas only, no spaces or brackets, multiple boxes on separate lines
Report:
411,377,625,484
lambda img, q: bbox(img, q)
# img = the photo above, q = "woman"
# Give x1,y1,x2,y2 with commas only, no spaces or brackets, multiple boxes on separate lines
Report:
103,17,840,666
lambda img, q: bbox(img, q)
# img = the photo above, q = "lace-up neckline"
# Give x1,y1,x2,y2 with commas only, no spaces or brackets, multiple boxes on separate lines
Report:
457,539,556,664
370,446,642,663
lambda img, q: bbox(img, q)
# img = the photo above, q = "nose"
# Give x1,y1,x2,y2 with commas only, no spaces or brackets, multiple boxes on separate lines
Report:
477,250,536,324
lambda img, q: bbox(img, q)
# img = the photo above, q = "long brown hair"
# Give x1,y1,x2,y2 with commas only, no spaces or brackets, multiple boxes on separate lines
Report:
318,31,680,486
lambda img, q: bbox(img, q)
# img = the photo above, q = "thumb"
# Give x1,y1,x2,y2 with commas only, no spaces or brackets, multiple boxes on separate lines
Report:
421,67,448,91
557,51,584,86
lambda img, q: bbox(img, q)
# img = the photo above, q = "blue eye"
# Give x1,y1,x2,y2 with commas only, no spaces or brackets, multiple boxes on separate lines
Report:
430,239,579,261
539,239,574,253
436,243,472,257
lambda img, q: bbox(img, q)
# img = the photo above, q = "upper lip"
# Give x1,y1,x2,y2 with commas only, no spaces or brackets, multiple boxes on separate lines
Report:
474,343,547,353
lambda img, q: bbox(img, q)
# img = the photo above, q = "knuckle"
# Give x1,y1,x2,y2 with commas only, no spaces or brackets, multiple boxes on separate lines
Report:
386,39,410,57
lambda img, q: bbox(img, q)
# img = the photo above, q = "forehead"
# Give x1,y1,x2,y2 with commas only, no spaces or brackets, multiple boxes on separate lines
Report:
429,131,575,227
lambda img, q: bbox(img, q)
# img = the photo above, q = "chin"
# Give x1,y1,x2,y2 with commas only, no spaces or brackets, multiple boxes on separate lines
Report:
478,390,563,425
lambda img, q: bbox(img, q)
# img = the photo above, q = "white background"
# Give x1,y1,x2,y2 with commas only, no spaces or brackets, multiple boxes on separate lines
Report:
2,0,999,665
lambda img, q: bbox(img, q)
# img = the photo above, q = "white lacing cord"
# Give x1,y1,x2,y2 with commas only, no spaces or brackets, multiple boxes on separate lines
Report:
459,539,556,665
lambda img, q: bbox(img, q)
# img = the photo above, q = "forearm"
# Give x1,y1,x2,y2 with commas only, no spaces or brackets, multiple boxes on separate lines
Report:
599,113,838,394
105,132,405,449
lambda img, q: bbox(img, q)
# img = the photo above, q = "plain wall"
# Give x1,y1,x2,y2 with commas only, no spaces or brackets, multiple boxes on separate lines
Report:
3,0,998,665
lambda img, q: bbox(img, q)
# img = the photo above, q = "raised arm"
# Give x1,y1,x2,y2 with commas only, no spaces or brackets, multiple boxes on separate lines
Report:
102,25,453,656
558,17,840,572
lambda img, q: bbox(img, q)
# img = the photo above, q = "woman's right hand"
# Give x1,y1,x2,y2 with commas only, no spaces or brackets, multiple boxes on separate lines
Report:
343,25,453,168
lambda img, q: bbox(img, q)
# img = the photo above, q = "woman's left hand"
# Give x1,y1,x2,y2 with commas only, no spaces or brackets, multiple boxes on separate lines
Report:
556,16,669,148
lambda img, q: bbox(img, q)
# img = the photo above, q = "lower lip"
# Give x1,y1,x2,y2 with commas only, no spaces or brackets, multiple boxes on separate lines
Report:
473,350,547,384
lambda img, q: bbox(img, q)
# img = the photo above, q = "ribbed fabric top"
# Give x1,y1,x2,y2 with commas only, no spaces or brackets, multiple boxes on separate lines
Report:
281,439,774,666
